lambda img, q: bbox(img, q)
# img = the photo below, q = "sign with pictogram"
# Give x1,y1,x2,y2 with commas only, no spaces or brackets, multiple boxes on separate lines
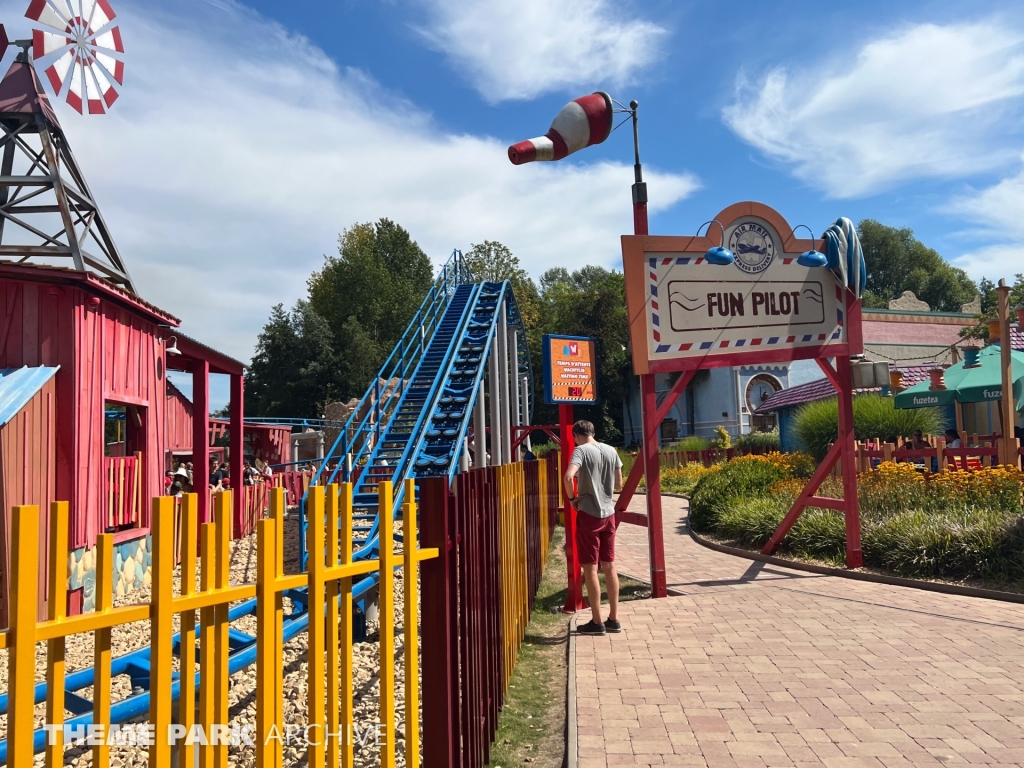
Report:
542,334,599,404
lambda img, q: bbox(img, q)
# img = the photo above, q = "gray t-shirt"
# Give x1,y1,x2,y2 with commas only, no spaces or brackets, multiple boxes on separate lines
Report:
569,442,622,519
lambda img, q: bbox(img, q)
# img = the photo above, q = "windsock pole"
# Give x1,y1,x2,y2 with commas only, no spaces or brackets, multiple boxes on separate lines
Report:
630,100,648,236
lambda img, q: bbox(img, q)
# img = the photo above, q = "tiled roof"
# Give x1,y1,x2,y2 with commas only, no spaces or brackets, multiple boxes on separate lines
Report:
754,365,933,414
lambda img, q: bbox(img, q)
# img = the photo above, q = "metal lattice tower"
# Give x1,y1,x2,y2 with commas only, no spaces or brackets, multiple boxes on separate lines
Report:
0,53,134,292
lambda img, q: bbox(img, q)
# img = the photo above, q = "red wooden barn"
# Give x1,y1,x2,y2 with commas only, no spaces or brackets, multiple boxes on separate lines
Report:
0,56,255,617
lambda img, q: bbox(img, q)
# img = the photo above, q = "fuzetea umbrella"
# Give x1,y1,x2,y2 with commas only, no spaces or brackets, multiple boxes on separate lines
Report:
894,344,1024,411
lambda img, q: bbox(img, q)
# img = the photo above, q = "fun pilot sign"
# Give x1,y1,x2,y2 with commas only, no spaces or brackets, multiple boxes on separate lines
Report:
623,202,862,375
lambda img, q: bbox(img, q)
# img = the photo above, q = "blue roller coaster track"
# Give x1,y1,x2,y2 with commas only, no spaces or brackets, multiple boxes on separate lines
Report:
0,249,535,762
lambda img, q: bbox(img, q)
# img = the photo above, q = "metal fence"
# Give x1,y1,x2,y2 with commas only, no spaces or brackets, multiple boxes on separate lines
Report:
420,454,559,768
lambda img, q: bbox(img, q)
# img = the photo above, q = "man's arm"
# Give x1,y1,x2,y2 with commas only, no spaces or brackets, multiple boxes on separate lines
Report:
563,463,580,507
614,466,623,493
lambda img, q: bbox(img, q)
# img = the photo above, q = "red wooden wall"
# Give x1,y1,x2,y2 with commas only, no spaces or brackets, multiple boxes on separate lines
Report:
165,380,193,454
0,275,174,549
0,375,56,625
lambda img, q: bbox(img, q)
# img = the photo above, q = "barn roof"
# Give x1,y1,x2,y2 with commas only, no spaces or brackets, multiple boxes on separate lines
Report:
0,366,59,427
754,365,933,414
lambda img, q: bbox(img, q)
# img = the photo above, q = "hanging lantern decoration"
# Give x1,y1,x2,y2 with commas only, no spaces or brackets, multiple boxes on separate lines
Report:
697,220,734,266
929,368,946,391
792,224,827,268
964,347,981,368
890,370,905,393
988,319,1001,342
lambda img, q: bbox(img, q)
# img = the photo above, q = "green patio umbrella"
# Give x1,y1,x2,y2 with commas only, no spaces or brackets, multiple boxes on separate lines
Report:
894,344,1024,410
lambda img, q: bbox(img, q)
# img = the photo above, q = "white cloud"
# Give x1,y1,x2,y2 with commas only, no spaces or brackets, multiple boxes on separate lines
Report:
1,0,696,370
724,22,1024,197
948,157,1024,277
412,0,667,102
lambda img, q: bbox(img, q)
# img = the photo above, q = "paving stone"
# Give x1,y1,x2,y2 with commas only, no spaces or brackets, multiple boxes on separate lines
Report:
572,495,1024,767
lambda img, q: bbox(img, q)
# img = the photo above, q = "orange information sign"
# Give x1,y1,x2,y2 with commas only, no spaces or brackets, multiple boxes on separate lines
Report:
542,334,599,404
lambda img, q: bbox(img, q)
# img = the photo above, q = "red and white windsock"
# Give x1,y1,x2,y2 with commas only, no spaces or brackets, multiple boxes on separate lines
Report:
508,91,613,165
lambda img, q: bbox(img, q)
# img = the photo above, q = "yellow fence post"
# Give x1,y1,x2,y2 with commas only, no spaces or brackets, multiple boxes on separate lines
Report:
326,484,341,768
45,501,68,768
403,477,420,768
8,505,39,768
150,496,175,768
198,521,217,768
214,492,231,768
307,486,326,767
94,532,114,768
378,480,396,768
271,487,285,768
339,482,355,768
178,493,198,768
256,516,278,768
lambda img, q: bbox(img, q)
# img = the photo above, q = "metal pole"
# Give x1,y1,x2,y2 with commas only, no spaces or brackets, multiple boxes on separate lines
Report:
998,281,1015,466
509,328,521,461
488,346,502,466
459,438,470,473
344,453,352,484
497,301,511,465
520,375,531,452
630,100,648,236
474,380,487,467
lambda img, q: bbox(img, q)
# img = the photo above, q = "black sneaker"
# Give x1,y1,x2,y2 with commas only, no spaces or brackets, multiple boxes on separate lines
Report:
604,619,622,633
577,620,606,636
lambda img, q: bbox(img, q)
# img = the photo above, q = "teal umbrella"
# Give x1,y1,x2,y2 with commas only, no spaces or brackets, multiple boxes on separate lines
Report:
894,345,1024,410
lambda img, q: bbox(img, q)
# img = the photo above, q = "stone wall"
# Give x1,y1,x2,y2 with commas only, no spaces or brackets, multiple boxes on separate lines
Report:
67,532,152,612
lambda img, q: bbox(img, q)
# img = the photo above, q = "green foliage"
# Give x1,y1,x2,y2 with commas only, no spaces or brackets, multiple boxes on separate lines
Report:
307,219,434,400
689,459,788,532
246,301,341,418
712,425,731,449
534,266,630,443
734,429,781,451
859,219,977,311
669,435,710,452
792,393,944,460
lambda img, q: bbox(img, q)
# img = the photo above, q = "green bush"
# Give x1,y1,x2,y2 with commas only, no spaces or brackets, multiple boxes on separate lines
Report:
669,435,710,452
792,393,944,460
734,429,781,451
689,458,788,531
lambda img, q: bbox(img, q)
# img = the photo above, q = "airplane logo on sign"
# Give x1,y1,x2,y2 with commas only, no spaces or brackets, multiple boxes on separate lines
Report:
563,343,579,356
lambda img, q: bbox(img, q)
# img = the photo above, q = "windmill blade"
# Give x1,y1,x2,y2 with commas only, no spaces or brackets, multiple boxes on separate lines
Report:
86,59,115,112
25,0,71,33
92,24,124,56
93,49,123,88
81,0,117,32
65,57,84,113
33,28,71,59
43,47,74,95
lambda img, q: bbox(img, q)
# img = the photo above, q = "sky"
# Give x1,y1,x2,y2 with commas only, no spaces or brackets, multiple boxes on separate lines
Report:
4,0,1024,408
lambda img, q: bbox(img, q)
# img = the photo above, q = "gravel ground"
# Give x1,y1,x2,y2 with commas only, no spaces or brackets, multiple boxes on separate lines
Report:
0,516,420,767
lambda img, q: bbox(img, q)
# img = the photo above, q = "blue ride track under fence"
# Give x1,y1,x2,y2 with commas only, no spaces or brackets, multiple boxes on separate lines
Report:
0,249,535,761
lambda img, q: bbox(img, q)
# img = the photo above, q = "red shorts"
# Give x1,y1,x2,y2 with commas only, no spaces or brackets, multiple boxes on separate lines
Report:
575,510,616,565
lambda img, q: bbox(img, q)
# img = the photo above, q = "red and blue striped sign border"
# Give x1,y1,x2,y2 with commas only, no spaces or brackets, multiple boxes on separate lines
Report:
648,260,844,354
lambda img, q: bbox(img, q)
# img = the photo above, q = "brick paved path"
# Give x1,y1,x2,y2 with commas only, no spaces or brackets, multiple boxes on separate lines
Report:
573,495,1024,767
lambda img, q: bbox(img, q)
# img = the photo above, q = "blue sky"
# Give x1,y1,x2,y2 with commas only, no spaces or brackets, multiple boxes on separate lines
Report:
5,0,1024,408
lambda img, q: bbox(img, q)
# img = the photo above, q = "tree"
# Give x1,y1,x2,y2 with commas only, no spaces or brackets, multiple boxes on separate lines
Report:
858,220,977,311
246,301,341,418
307,219,434,399
535,265,631,442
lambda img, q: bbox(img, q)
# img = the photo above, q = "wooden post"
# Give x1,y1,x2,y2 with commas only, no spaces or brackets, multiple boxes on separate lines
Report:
559,403,583,612
230,373,245,534
194,359,211,524
998,281,1015,466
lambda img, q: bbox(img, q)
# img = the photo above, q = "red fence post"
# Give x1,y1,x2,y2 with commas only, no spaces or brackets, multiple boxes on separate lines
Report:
420,476,456,768
640,373,668,597
559,404,583,612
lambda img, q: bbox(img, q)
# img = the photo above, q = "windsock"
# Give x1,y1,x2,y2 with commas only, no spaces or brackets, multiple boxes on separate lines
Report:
508,91,614,164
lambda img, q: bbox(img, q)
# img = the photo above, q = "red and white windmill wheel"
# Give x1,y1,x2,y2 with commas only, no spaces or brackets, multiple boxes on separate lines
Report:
25,0,124,114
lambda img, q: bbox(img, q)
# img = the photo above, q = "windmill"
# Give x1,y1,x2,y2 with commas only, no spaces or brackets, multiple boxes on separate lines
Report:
0,0,133,292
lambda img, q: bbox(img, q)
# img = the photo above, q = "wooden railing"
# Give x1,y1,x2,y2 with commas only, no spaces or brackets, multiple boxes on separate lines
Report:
103,452,142,529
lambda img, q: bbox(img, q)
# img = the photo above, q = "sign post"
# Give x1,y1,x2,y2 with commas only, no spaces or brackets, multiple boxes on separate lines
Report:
542,334,598,613
622,202,866,578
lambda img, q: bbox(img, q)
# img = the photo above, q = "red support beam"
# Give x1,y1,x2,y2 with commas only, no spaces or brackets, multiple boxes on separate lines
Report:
640,373,668,597
229,374,244,537
192,359,210,525
559,404,583,613
614,369,694,515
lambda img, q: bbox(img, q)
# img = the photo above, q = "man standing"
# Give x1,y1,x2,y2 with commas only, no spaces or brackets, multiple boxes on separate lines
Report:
564,420,623,635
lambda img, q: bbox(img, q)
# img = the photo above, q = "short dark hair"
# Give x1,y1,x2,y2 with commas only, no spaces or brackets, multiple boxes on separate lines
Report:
572,420,595,437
